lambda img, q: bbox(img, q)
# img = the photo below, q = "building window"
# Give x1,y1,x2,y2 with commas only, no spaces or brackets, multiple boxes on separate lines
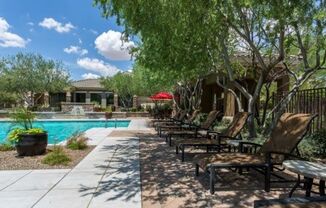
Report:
75,93,86,103
106,93,114,105
91,93,101,105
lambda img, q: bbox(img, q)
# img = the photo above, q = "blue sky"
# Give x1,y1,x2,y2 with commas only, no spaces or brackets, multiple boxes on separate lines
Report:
0,0,135,80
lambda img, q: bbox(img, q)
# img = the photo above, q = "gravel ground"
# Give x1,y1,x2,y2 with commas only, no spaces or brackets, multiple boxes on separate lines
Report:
0,146,95,170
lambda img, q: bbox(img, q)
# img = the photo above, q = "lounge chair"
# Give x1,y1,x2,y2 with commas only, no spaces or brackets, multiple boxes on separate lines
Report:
193,113,317,194
165,110,223,146
157,109,201,137
152,109,182,125
154,110,188,132
175,112,250,161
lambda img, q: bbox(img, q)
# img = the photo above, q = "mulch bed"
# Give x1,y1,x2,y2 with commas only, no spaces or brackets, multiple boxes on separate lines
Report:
0,146,95,170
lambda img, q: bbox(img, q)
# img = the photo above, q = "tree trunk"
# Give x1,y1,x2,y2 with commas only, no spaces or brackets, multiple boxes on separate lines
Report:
247,98,257,138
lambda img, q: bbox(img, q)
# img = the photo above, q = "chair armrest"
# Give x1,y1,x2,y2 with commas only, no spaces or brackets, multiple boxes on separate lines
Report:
239,142,263,153
207,131,221,135
218,135,240,140
239,141,263,147
215,135,239,144
266,151,303,161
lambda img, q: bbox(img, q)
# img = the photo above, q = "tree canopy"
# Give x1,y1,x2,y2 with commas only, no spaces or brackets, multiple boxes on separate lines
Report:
101,62,174,107
94,0,326,136
0,53,71,106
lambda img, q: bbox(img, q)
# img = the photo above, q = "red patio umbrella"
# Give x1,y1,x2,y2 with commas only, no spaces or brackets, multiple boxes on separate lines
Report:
150,92,173,101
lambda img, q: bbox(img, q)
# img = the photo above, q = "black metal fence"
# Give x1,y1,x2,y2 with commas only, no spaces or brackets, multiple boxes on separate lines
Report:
272,88,326,133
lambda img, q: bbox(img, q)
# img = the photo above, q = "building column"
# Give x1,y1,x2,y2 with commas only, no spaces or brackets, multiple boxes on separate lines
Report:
86,92,91,104
114,94,119,109
44,92,50,107
66,91,71,103
133,95,138,108
73,93,76,103
101,92,107,108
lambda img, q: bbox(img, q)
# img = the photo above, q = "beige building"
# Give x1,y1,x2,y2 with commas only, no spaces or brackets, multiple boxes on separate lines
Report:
46,79,116,111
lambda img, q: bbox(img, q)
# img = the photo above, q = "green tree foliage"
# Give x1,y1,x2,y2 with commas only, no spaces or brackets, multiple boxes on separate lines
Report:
132,63,174,96
0,53,71,106
101,72,134,107
101,63,174,107
94,0,326,137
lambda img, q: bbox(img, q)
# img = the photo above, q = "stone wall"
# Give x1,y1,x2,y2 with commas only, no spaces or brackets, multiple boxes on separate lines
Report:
61,102,95,112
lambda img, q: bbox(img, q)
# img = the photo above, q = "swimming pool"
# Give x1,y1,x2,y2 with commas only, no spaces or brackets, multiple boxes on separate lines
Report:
0,120,130,144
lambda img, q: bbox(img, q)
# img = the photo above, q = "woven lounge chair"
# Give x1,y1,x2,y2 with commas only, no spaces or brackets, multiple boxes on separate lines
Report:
193,113,317,194
154,110,188,131
152,109,182,125
157,110,201,137
153,110,187,131
165,110,223,146
175,112,250,161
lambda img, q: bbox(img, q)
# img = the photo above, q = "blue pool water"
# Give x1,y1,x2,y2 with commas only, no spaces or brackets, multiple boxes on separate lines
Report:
0,120,130,144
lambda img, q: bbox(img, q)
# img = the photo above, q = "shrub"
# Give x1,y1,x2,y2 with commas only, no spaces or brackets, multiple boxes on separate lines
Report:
213,118,231,132
0,142,15,151
8,128,45,143
42,146,71,166
299,129,326,158
8,108,45,143
145,105,152,113
66,133,88,150
193,113,208,126
131,107,137,112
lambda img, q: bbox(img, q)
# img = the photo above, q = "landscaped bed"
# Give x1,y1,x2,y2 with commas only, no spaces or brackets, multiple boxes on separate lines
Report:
0,146,95,170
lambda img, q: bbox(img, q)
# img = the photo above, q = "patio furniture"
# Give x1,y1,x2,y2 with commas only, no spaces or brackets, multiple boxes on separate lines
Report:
193,113,317,194
157,109,200,137
154,110,188,132
254,196,326,208
283,160,326,197
175,112,250,162
165,110,223,146
152,109,184,129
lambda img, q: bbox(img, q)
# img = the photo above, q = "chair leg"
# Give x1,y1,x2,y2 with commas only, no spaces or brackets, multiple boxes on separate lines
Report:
320,180,325,196
176,145,179,154
210,166,215,194
169,135,172,146
264,165,271,192
181,145,185,162
289,174,301,198
238,168,243,175
195,164,199,176
305,177,313,197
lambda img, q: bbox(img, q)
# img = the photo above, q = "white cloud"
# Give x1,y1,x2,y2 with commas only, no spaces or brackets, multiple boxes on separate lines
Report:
39,18,75,33
77,57,120,77
78,38,82,44
64,45,88,56
82,73,100,79
95,30,135,60
27,22,34,26
0,17,29,48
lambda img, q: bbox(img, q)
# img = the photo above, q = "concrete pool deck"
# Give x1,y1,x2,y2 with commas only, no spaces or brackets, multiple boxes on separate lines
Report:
0,118,149,208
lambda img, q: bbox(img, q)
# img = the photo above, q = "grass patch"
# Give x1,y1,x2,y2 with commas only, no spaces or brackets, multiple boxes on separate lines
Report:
0,142,15,151
42,146,71,166
66,133,88,150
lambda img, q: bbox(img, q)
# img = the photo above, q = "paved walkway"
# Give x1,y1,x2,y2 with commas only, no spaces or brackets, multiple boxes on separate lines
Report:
0,118,149,208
